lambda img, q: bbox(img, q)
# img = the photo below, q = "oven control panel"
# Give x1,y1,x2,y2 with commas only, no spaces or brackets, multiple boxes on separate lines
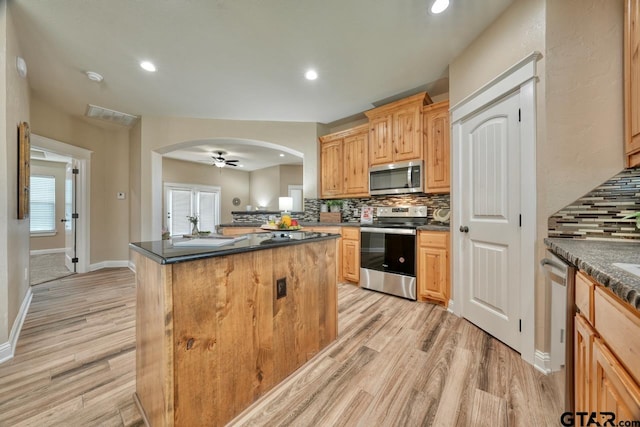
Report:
376,206,427,218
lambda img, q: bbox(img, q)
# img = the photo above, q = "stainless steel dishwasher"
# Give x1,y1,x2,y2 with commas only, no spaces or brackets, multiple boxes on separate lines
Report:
541,250,576,413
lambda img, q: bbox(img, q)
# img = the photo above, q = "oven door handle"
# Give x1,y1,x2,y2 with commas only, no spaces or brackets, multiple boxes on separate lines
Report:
360,227,416,235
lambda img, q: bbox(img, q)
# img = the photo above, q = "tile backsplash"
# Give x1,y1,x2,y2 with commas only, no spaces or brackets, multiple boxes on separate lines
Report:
548,167,640,240
231,194,450,223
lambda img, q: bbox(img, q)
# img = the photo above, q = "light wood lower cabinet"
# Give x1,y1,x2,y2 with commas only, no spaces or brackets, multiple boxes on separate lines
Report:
341,227,360,283
592,338,640,419
574,270,640,419
417,230,449,306
575,313,596,413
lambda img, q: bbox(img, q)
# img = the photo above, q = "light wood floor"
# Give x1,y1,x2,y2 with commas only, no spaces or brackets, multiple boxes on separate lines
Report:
0,268,563,427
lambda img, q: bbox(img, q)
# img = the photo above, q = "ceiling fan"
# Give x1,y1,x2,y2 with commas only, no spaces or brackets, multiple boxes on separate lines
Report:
211,151,239,168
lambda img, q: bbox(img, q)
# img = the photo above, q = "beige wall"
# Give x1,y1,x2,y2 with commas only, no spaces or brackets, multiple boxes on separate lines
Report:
449,0,624,353
0,1,31,344
137,116,319,240
247,164,303,211
250,165,280,210
129,123,142,243
279,165,303,199
30,96,131,264
162,157,250,224
29,160,67,251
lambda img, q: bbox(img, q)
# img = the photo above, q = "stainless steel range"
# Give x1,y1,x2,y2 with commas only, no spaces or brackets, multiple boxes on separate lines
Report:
360,206,428,300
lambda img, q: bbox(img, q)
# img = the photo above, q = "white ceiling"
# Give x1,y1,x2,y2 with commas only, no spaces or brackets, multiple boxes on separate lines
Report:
10,0,514,167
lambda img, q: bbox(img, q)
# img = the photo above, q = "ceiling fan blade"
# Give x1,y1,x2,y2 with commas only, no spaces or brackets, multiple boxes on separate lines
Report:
227,163,238,167
226,160,239,164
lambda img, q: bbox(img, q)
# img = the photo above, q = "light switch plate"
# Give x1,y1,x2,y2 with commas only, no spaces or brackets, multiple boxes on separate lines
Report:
117,192,126,200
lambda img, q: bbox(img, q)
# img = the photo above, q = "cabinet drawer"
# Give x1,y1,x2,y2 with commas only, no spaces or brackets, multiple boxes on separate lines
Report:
341,227,360,240
575,271,595,324
418,231,448,248
594,286,640,385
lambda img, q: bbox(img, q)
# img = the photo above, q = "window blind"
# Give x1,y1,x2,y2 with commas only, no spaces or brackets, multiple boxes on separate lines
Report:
30,175,56,233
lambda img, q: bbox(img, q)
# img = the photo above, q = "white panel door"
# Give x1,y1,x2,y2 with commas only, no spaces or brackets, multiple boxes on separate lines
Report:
460,90,521,351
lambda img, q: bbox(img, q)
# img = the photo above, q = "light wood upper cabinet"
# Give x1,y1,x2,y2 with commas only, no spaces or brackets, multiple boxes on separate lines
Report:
626,0,640,166
393,103,423,162
319,124,369,199
368,115,394,165
319,137,344,198
417,230,449,306
343,127,369,196
423,101,450,193
365,92,431,166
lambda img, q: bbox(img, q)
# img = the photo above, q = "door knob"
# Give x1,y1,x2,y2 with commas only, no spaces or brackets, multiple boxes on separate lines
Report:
459,226,469,233
61,218,69,223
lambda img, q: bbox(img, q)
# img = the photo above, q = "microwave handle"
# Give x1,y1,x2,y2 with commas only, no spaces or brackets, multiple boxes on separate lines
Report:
407,166,412,188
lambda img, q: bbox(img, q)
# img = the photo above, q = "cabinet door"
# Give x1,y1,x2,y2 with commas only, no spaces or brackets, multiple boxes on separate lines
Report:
424,103,450,193
393,103,422,162
418,246,448,303
592,338,640,420
417,231,449,305
626,0,640,165
343,130,369,196
369,115,394,166
320,139,343,197
342,238,360,283
575,313,596,413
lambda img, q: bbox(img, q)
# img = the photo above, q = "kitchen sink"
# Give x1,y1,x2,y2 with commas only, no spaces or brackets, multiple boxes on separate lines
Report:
612,263,640,278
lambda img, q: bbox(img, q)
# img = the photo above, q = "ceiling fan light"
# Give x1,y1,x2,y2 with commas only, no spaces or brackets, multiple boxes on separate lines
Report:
430,0,449,14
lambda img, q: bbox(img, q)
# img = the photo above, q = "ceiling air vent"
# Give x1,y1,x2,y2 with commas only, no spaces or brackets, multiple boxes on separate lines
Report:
85,104,139,126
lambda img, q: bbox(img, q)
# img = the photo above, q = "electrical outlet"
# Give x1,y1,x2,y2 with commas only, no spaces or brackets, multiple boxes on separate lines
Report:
24,267,28,280
276,278,287,299
353,208,359,217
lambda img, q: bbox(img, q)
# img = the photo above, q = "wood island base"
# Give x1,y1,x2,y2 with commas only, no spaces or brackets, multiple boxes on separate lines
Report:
131,238,338,426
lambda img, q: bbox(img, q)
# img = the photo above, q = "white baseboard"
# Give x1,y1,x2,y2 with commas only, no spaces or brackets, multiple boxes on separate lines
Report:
534,350,552,374
447,299,457,316
128,260,136,273
0,287,33,364
30,248,66,256
89,260,130,272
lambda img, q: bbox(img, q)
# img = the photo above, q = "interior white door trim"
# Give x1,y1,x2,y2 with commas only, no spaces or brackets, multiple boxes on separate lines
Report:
31,134,92,274
451,51,540,366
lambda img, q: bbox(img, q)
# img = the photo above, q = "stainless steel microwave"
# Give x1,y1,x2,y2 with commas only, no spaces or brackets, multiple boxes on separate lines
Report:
369,161,424,195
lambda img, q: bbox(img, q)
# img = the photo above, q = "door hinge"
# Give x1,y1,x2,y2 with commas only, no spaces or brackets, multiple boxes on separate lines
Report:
519,319,522,332
72,168,79,174
519,214,522,227
72,213,79,219
72,257,79,264
518,108,521,122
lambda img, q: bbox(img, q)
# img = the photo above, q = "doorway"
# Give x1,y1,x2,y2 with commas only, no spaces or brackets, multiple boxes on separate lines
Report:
452,52,539,365
29,149,75,285
30,134,91,277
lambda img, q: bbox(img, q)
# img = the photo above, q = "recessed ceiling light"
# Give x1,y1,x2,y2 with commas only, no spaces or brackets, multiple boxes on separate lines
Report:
239,164,244,167
279,153,285,157
430,0,449,14
304,69,318,80
140,61,157,72
85,71,103,82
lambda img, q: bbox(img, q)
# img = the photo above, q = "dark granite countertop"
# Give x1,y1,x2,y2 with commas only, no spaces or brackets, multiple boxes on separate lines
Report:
220,222,449,230
130,231,340,265
417,223,450,232
545,238,640,311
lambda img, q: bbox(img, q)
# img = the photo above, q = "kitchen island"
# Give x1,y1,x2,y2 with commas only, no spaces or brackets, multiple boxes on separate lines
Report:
129,231,339,426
